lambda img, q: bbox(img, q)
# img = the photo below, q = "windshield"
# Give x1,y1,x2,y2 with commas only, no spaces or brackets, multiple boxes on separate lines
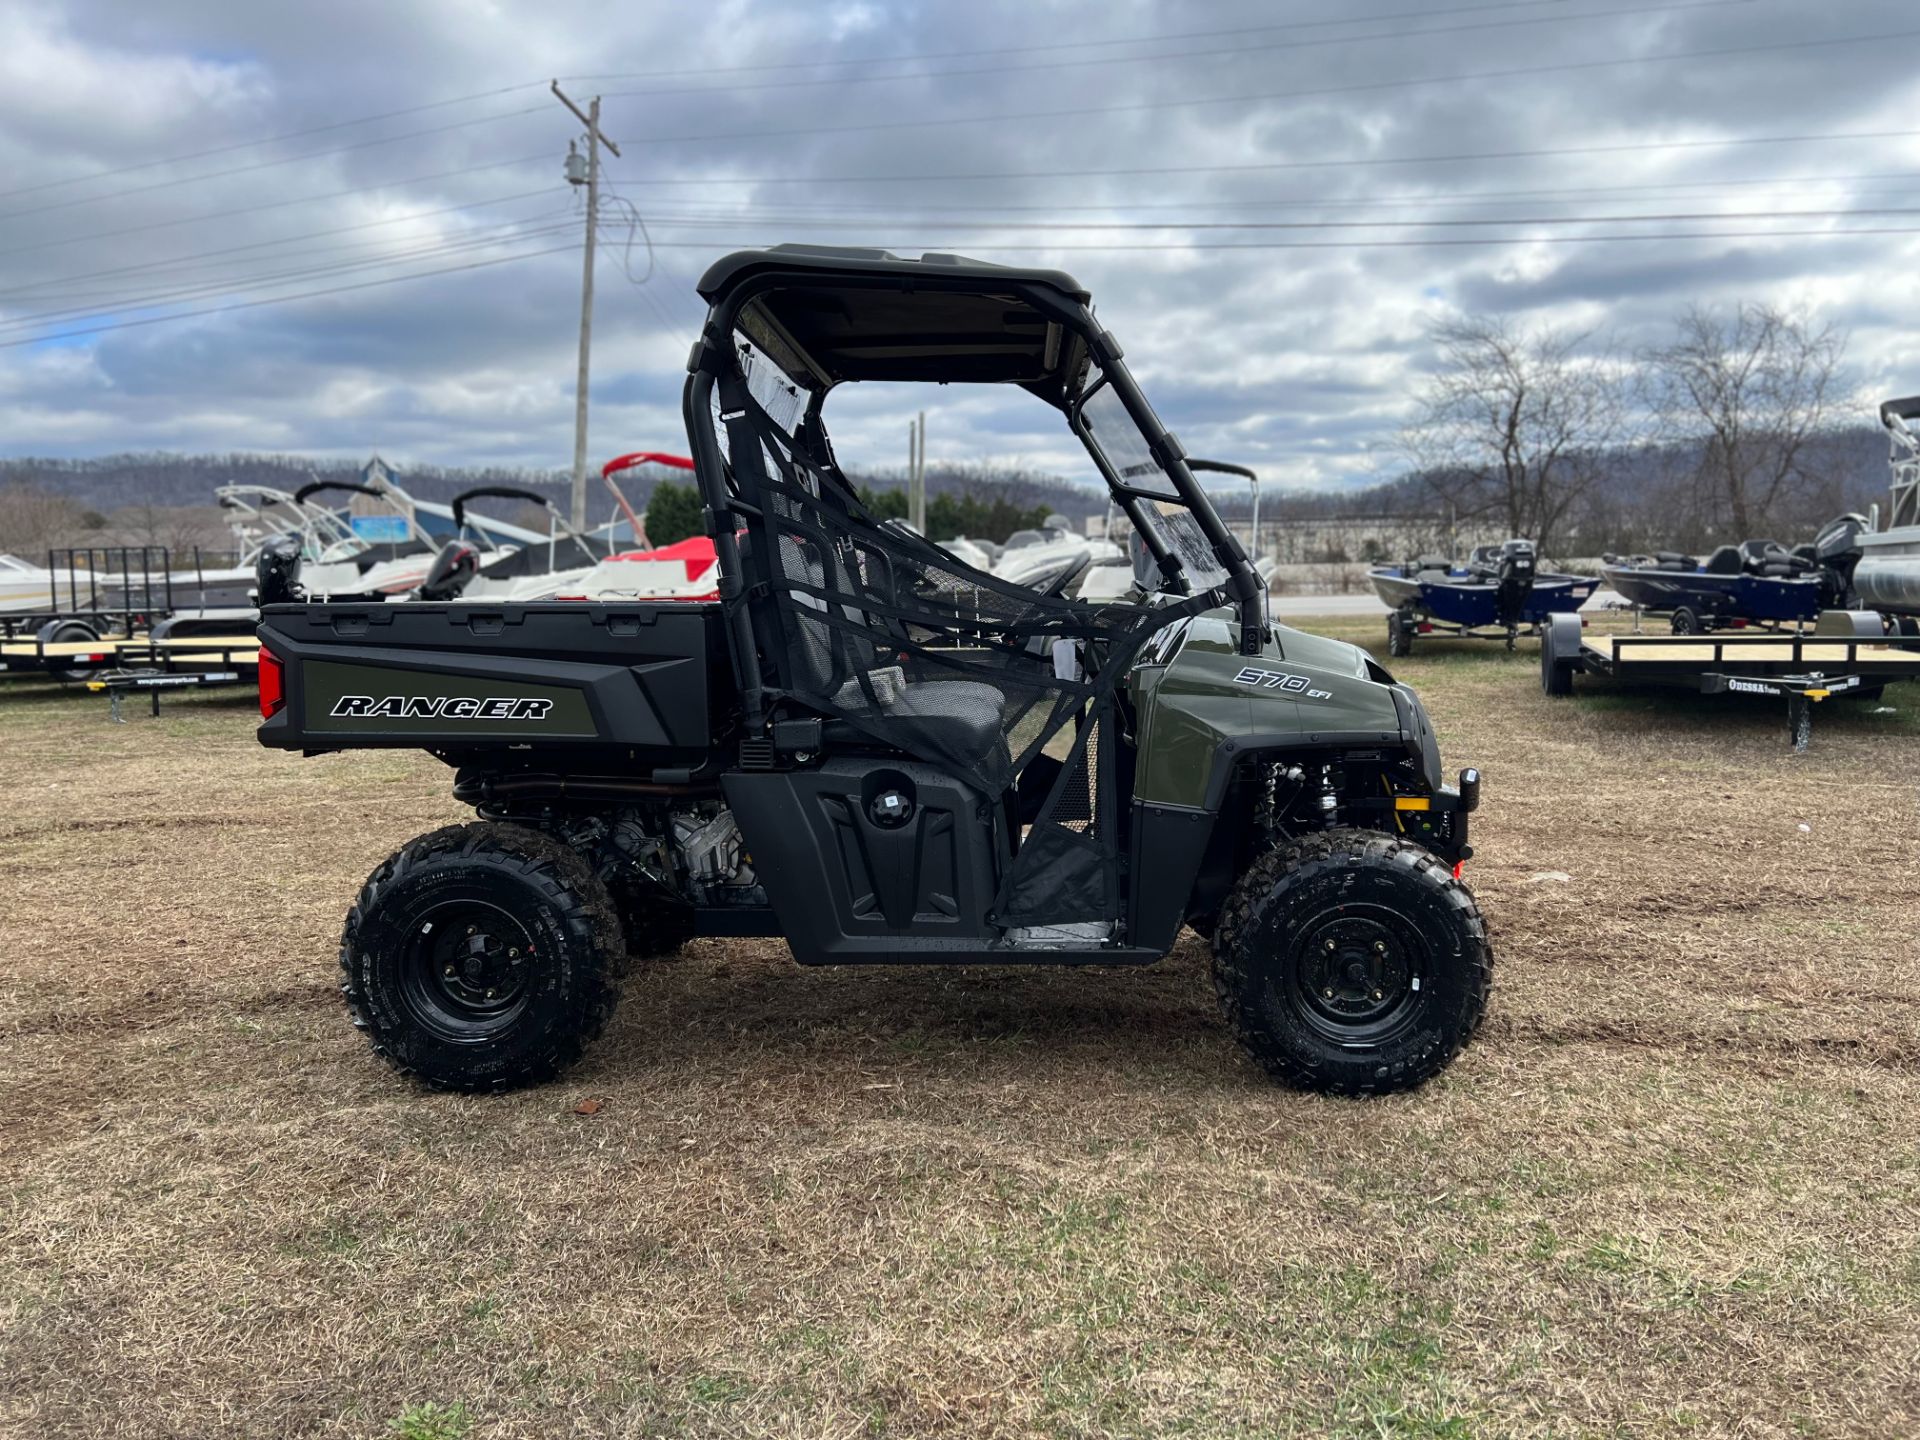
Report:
1076,366,1177,500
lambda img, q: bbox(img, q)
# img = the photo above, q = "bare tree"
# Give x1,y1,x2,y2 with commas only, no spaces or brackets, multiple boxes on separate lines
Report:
1402,315,1628,559
1642,302,1845,539
0,483,85,555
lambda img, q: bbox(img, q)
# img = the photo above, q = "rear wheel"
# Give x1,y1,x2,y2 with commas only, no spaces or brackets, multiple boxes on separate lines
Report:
1212,829,1491,1095
1387,610,1413,658
340,822,626,1092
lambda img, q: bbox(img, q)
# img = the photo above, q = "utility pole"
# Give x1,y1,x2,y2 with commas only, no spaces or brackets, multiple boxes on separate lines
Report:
552,82,621,529
909,411,927,532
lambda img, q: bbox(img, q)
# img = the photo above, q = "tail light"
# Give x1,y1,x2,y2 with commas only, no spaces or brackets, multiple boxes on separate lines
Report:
257,647,284,719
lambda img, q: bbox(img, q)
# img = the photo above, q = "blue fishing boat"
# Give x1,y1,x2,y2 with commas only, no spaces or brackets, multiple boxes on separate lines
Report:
1601,519,1862,634
1369,539,1598,654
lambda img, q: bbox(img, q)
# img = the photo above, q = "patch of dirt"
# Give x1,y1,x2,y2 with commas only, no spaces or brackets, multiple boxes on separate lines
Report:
2,651,1918,1439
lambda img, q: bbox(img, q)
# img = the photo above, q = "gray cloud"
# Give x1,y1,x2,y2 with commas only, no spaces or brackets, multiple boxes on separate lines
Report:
2,0,1918,486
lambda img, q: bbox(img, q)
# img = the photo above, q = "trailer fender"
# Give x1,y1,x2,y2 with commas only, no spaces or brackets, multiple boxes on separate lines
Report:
1812,609,1885,639
1542,612,1582,696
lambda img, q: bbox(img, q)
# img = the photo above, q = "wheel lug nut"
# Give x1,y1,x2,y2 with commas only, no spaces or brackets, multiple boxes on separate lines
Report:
1373,942,1386,954
1323,988,1334,999
486,989,496,999
1324,940,1336,952
1373,990,1384,1000
444,965,455,976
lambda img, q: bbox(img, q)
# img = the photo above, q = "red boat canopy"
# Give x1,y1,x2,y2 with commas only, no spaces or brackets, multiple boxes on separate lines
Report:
601,451,694,478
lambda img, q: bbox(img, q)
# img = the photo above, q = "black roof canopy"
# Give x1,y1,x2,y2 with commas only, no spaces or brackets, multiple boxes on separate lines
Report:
695,246,1096,404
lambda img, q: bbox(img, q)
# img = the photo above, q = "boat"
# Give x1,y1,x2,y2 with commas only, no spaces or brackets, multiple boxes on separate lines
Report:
412,486,614,603
1599,518,1861,634
1852,396,1920,620
992,517,1120,594
0,554,55,613
1369,539,1598,653
559,535,721,601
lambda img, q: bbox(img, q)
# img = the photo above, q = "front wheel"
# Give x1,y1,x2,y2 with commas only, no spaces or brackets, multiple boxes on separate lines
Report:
340,822,627,1092
1211,830,1491,1095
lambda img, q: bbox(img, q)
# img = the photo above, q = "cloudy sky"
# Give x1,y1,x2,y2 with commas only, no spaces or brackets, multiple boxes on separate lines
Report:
1,0,1918,491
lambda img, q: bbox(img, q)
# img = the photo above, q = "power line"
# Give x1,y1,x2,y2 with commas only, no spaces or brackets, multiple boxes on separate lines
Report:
0,104,551,223
600,25,1920,148
567,0,1589,82
6,218,1912,352
0,82,551,205
0,218,581,330
0,226,579,334
595,203,1920,233
597,227,1920,251
0,188,563,300
600,0,1750,100
602,180,1920,223
605,125,1920,190
0,152,555,262
615,165,1920,214
0,245,578,351
0,2,1594,214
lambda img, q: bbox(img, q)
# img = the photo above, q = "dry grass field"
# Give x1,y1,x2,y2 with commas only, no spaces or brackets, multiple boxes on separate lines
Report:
4,615,1919,1439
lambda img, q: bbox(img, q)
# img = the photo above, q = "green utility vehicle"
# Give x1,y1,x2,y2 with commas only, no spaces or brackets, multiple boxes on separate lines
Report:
258,247,1490,1095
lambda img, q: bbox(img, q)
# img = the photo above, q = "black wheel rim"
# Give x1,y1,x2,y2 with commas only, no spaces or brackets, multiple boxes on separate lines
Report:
1285,904,1431,1045
397,900,537,1043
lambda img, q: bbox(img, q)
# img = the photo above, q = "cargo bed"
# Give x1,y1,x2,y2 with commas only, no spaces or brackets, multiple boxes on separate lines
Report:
255,600,732,768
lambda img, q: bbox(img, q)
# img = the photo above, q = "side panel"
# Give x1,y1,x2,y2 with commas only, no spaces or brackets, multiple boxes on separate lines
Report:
724,761,1003,964
1127,801,1214,953
1132,615,1405,809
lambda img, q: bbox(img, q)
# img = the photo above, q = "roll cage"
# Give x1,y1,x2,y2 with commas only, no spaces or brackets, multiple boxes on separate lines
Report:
681,246,1266,728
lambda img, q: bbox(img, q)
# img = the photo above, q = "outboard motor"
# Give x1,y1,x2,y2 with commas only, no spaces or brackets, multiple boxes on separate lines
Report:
1810,512,1868,608
1491,539,1537,630
253,533,305,606
414,540,482,601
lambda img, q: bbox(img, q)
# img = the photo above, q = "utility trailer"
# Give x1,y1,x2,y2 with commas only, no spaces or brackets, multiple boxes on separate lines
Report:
0,546,175,682
85,629,262,719
1540,611,1920,750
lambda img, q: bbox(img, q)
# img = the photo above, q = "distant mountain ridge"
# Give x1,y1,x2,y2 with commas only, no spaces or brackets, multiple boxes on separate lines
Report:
2,421,1903,555
0,451,1113,521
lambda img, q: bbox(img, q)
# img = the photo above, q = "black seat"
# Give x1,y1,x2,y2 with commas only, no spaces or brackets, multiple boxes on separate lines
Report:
887,680,1009,765
778,499,1011,770
1702,545,1744,575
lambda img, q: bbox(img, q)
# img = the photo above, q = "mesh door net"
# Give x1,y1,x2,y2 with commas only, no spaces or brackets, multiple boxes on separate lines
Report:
714,364,1215,929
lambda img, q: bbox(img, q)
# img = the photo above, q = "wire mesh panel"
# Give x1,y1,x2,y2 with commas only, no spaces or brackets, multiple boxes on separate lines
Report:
713,354,1212,926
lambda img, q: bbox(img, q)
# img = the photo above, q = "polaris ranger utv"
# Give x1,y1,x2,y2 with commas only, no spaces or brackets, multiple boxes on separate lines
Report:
257,247,1490,1095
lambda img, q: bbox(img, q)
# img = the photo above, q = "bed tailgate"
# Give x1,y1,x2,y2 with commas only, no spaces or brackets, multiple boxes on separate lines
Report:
255,600,728,754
